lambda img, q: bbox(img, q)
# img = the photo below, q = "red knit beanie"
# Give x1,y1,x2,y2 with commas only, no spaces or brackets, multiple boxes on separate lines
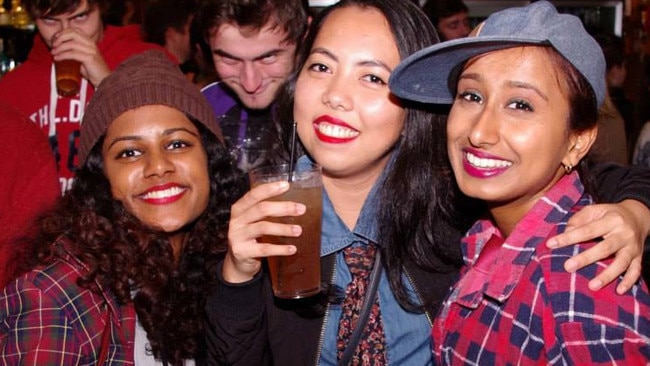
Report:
78,50,223,164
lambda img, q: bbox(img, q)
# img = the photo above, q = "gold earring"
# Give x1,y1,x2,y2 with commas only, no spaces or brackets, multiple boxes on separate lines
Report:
562,163,573,174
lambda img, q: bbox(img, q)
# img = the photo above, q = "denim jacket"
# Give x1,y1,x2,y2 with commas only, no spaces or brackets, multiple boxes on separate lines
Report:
310,154,433,365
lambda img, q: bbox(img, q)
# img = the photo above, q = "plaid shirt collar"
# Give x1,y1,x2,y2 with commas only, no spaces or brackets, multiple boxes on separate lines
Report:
454,172,584,308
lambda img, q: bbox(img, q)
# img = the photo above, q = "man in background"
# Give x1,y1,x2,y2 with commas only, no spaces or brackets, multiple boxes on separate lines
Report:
198,0,309,170
142,0,196,65
422,0,471,41
0,0,167,194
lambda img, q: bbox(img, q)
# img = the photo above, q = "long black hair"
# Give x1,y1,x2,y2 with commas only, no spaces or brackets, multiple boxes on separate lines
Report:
271,0,467,313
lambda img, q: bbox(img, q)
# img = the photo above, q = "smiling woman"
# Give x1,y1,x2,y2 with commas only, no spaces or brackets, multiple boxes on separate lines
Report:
204,1,650,365
102,105,211,238
0,50,246,365
390,1,650,363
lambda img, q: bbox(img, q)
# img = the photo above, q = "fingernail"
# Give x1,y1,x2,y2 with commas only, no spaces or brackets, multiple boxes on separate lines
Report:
296,204,306,214
565,259,577,272
277,181,289,190
547,239,558,248
288,245,297,254
292,225,302,236
589,280,603,291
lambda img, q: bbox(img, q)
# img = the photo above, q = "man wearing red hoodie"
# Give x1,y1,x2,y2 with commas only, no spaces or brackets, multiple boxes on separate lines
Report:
0,0,168,194
0,102,60,288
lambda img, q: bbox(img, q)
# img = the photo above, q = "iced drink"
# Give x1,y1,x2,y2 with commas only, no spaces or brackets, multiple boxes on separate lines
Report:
263,185,322,298
55,59,81,97
250,163,323,299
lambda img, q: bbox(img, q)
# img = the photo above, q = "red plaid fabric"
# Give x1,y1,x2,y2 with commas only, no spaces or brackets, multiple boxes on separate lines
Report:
0,251,136,365
433,172,650,365
337,244,387,365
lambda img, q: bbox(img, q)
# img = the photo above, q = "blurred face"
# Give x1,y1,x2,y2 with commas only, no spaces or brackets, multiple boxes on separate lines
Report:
608,63,627,88
294,6,405,182
447,47,587,221
166,17,193,63
102,105,210,234
209,21,296,110
437,11,470,41
35,0,103,46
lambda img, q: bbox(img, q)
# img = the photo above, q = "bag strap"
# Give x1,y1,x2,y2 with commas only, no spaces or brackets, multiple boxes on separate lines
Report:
337,248,383,366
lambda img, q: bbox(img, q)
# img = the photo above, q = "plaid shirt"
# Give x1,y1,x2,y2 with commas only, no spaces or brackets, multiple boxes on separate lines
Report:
0,246,136,365
433,172,650,365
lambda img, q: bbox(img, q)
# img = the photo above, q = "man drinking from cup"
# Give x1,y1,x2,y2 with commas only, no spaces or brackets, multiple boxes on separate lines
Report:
0,0,170,194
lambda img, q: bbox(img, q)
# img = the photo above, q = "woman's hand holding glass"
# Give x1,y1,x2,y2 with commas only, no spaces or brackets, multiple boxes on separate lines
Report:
222,181,304,283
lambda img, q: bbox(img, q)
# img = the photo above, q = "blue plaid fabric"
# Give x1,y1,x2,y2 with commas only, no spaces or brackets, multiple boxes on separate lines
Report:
433,172,650,365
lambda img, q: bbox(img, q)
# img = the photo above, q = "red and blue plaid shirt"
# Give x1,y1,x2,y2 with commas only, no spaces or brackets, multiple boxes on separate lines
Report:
432,172,650,365
0,245,136,365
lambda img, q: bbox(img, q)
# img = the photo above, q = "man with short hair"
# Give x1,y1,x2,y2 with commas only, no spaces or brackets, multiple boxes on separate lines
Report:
142,0,197,65
198,0,309,168
422,0,471,41
0,0,168,194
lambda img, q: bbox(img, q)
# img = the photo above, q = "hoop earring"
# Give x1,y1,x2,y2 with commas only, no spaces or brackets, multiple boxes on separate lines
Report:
562,163,573,174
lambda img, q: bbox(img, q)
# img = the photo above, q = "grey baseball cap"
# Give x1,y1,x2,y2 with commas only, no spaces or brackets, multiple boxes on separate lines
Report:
388,0,606,107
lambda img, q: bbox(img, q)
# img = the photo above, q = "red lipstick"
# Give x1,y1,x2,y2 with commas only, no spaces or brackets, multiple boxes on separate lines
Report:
313,115,359,143
139,183,187,204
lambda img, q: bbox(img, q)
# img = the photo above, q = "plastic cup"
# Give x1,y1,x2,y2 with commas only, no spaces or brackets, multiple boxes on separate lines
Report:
55,59,81,97
249,163,323,299
218,115,274,173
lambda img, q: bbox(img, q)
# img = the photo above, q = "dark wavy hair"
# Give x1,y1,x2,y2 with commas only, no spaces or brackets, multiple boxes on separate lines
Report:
271,0,465,313
18,119,246,365
198,0,308,48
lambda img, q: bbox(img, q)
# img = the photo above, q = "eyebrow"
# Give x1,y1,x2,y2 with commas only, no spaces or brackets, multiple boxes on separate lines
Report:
213,48,285,62
508,80,549,101
459,73,549,101
43,5,90,21
309,47,393,73
106,127,199,150
69,7,91,19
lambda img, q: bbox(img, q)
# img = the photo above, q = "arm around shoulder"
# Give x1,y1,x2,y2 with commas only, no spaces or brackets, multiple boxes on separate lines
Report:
593,162,650,207
542,247,650,364
549,164,650,292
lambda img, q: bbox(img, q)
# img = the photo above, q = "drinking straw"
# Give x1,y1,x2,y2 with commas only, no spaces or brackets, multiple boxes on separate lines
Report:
288,121,298,182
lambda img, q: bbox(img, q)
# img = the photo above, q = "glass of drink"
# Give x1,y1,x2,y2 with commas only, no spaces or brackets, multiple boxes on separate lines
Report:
249,162,323,299
54,59,81,97
219,115,274,173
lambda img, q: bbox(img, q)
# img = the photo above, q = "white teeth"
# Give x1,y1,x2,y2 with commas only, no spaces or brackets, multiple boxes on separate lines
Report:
465,151,512,169
142,186,185,200
317,123,359,138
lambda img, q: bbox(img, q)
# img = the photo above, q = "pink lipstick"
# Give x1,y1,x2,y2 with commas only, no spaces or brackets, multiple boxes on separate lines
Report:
462,148,512,178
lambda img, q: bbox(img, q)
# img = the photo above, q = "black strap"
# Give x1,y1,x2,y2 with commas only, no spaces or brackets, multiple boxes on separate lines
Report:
337,249,383,366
